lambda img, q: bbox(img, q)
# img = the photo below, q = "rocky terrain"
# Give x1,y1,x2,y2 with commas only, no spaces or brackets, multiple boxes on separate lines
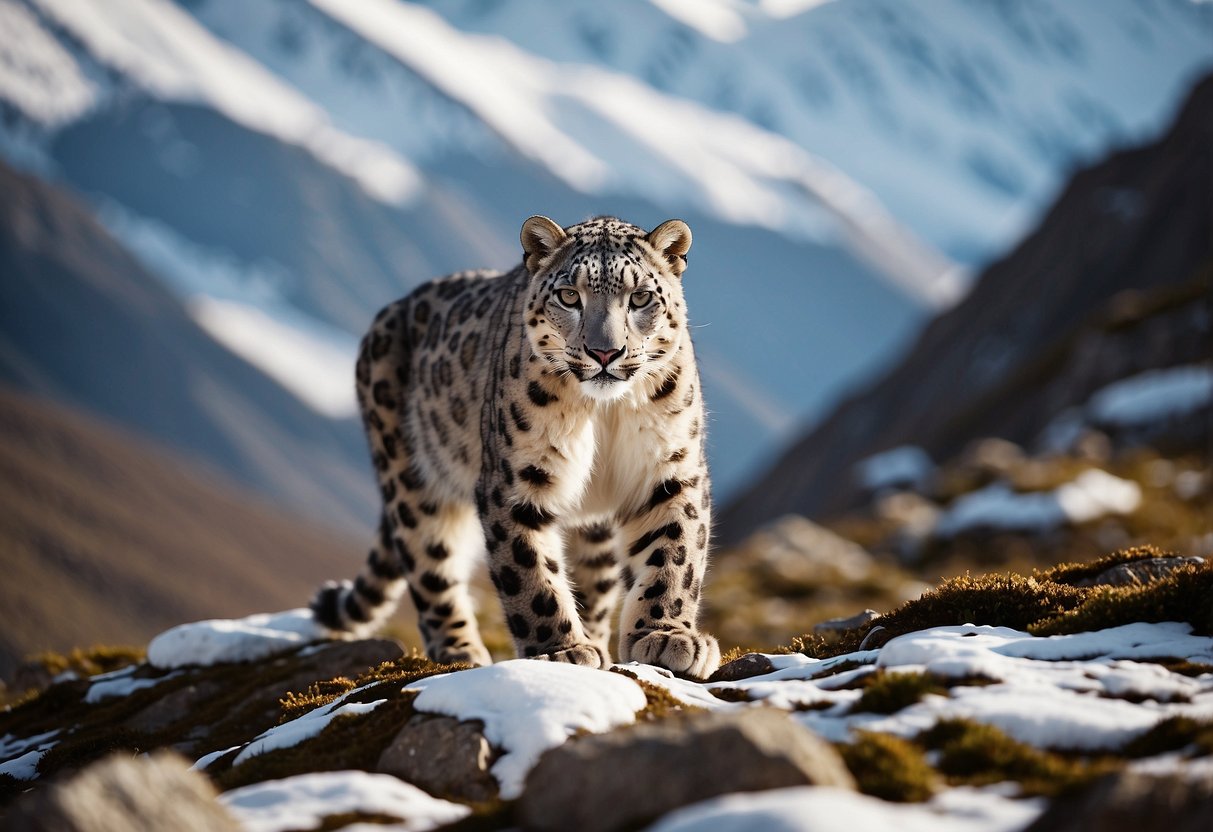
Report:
0,384,379,680
721,72,1213,537
1,547,1211,831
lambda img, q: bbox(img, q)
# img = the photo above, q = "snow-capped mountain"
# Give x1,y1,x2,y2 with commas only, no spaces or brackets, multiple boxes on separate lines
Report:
1,0,1209,519
421,0,1213,262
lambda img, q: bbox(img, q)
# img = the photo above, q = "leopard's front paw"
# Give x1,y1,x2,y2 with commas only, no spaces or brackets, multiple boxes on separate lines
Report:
434,643,492,667
529,642,610,669
624,628,720,679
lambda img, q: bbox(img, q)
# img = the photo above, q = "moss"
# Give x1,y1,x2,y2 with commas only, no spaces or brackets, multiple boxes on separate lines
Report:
781,633,831,658
609,667,702,721
719,645,759,665
708,687,753,703
276,652,464,723
790,572,1090,658
784,551,1206,661
215,693,419,791
838,731,937,802
29,645,146,680
919,719,1116,797
279,678,358,723
851,671,948,715
1151,659,1213,678
1123,716,1213,759
36,728,153,779
1032,559,1213,636
308,812,404,830
0,642,448,801
431,802,516,832
809,659,869,680
1041,544,1178,586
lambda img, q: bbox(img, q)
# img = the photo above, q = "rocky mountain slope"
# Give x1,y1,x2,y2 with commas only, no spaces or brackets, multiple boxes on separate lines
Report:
0,384,377,681
0,158,376,532
1,548,1210,831
720,71,1213,540
3,0,1210,503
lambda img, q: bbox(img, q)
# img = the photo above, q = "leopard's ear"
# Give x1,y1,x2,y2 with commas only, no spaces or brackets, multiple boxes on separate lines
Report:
520,215,567,274
646,219,692,276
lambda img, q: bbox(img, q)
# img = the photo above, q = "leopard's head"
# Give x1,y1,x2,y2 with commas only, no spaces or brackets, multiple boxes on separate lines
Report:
520,215,692,403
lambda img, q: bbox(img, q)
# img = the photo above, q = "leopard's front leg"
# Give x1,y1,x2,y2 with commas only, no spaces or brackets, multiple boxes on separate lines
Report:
618,473,720,679
478,449,606,669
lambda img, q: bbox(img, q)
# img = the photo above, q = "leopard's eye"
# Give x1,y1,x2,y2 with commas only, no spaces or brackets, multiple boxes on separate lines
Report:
629,290,653,309
557,288,580,307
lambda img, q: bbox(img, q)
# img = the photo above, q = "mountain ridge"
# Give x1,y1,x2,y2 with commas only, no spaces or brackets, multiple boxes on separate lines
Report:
719,72,1213,540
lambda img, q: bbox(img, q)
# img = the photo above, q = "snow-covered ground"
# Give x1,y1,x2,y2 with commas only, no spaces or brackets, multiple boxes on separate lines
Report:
407,661,648,799
649,785,1045,832
99,607,1213,831
7,610,1213,828
147,608,326,669
221,771,470,832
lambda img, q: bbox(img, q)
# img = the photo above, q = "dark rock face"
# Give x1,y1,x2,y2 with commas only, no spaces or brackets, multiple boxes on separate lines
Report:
5,751,237,832
517,708,855,832
0,638,405,797
136,639,405,759
1025,770,1213,832
720,72,1213,540
377,715,499,803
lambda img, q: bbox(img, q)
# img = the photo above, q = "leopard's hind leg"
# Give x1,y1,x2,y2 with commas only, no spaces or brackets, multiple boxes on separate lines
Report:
311,303,491,665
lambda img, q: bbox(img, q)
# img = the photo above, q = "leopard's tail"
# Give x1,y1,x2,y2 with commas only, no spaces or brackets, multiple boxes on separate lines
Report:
310,516,408,638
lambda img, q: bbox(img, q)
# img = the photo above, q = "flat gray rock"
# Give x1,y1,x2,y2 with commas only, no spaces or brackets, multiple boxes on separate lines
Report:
517,707,855,832
6,751,236,832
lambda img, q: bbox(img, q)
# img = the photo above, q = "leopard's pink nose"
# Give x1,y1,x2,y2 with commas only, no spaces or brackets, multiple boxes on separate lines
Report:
587,346,624,368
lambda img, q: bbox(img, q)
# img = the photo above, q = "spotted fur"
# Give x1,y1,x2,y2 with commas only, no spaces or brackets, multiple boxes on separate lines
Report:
311,216,720,678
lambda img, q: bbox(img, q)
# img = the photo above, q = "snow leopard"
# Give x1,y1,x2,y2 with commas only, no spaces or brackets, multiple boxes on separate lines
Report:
311,215,720,679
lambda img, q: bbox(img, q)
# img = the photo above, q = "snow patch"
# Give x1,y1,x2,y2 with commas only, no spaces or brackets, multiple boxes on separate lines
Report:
95,203,359,419
649,784,1044,832
0,1,96,125
83,666,179,704
781,622,1213,750
934,469,1141,537
0,730,58,781
147,608,326,669
1089,365,1213,429
234,698,385,766
28,0,421,204
189,297,357,419
651,0,750,43
406,660,647,799
856,446,934,492
221,770,470,832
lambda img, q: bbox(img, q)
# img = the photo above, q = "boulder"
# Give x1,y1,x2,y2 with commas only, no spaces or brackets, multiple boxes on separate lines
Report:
1024,770,1213,832
707,653,775,683
377,714,499,802
517,708,855,832
1078,557,1205,588
5,751,237,831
